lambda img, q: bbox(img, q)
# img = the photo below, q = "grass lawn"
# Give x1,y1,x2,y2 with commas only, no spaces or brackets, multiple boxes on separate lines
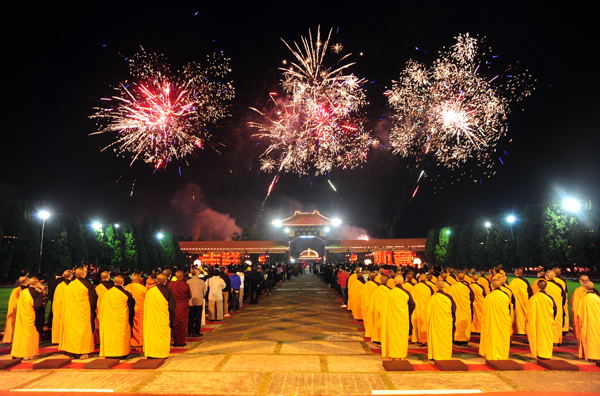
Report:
507,276,580,319
0,288,51,332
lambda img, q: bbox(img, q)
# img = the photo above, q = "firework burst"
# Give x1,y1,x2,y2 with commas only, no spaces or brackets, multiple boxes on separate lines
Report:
250,27,371,176
387,33,534,170
90,49,234,169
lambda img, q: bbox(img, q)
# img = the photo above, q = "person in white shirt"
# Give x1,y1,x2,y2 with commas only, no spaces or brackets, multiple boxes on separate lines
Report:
206,270,226,321
187,269,206,336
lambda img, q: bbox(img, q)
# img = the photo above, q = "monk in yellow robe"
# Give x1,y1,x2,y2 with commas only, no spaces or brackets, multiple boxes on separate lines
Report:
11,277,44,360
449,272,474,345
509,268,533,335
463,269,473,284
51,270,72,344
93,271,113,345
577,282,600,362
498,275,515,335
386,271,396,289
531,271,546,294
545,271,565,345
526,280,556,360
143,274,176,359
412,274,435,345
446,268,458,285
571,275,590,341
478,271,491,295
552,268,569,333
361,272,379,338
479,280,512,360
3,277,27,343
427,269,437,283
425,274,438,292
60,268,98,359
368,276,391,344
374,268,384,284
346,269,359,313
99,276,135,358
470,273,486,334
426,281,456,360
486,269,495,284
351,271,368,320
125,274,147,348
405,272,417,288
381,275,415,360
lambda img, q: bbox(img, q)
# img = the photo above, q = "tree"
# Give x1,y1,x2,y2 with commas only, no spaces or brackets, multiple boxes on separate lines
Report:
131,223,149,270
141,217,159,269
446,224,462,265
231,227,267,241
104,225,123,268
43,224,71,274
435,227,451,264
61,214,89,267
470,217,488,269
121,225,138,269
485,215,507,267
456,223,474,269
540,201,569,268
425,229,438,264
565,218,586,269
516,204,543,268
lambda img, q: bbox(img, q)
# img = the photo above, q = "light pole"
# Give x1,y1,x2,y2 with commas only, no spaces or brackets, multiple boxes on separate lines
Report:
507,216,515,237
38,211,50,271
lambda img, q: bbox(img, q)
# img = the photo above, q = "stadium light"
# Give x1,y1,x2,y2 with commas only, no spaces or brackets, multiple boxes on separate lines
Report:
273,220,282,227
563,198,581,212
284,228,290,233
92,222,102,230
332,218,342,227
114,223,119,228
507,216,515,223
324,227,330,233
157,233,164,239
485,221,491,228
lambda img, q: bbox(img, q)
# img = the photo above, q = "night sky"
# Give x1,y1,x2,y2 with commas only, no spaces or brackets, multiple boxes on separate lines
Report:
3,1,598,241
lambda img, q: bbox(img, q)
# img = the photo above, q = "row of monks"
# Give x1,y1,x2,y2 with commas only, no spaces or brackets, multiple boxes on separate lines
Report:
6,268,184,360
346,267,600,362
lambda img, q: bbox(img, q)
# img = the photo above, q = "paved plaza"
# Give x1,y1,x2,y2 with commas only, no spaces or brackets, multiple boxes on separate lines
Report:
1,274,599,395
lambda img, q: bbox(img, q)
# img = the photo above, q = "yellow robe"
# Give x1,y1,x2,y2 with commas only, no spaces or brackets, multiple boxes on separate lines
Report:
402,282,414,292
386,278,396,289
347,273,358,312
479,289,511,360
501,285,515,335
447,275,457,285
509,277,532,335
545,280,565,344
478,277,491,295
125,282,147,347
531,278,543,294
94,283,110,345
570,286,587,340
526,291,556,359
361,281,379,337
412,282,434,343
2,287,22,343
470,282,486,333
464,274,473,284
426,291,455,360
51,281,69,344
554,277,569,332
99,287,133,357
60,278,96,354
375,274,382,284
368,285,391,343
426,280,438,292
449,281,474,342
381,287,412,359
492,273,502,281
577,292,600,360
351,280,365,320
11,288,41,359
143,285,172,358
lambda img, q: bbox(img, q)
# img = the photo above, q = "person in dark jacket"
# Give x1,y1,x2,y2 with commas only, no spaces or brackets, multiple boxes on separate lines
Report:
249,267,263,304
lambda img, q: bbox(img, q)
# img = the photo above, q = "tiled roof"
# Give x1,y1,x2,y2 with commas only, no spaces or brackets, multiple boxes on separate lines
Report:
279,210,334,226
179,241,288,253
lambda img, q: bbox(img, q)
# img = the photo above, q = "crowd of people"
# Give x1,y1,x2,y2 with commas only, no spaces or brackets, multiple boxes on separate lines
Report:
320,263,599,363
3,262,300,360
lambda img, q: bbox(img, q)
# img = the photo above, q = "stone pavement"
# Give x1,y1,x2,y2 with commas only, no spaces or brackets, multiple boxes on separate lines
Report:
1,273,599,395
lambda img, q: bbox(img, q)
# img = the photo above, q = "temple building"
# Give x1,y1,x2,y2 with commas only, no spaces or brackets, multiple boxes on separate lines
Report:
179,210,426,266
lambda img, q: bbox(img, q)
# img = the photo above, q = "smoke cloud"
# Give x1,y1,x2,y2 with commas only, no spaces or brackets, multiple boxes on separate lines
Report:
332,224,370,240
169,183,241,241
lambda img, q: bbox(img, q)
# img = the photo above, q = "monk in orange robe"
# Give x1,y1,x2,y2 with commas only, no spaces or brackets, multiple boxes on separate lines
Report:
143,274,176,359
479,280,512,360
526,280,556,360
11,277,44,360
412,274,435,345
51,270,72,344
545,271,566,345
367,275,391,344
552,267,569,333
425,274,438,292
361,272,379,339
99,276,135,358
3,276,27,343
125,274,147,348
346,269,359,313
93,271,113,345
531,271,546,294
448,272,474,345
426,281,456,360
59,267,98,359
351,271,368,320
478,271,491,295
509,268,532,335
470,273,486,334
381,275,415,360
446,268,458,285
571,275,590,341
577,281,600,362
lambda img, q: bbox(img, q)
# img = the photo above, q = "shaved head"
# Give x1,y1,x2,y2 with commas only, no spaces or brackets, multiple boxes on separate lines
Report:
19,276,29,286
380,275,389,284
101,271,110,281
175,270,184,280
435,280,445,290
156,273,167,285
546,271,555,280
146,277,156,287
515,268,523,276
420,274,427,282
440,272,448,280
29,277,39,286
492,279,502,290
537,279,547,290
457,272,465,281
369,271,378,280
552,267,561,275
499,275,507,285
114,275,124,286
579,275,589,285
471,273,479,281
479,270,486,276
584,281,595,292
132,274,141,283
75,267,86,278
63,270,73,279
395,275,404,285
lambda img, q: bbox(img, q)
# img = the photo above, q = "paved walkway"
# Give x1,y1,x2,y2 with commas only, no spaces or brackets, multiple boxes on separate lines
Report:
1,274,599,395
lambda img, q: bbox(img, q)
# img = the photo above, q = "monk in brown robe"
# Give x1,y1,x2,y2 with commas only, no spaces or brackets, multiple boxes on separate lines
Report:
168,270,192,346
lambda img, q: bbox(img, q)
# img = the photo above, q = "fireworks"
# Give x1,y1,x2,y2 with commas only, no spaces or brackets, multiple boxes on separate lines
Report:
250,27,371,176
387,33,534,170
90,49,234,169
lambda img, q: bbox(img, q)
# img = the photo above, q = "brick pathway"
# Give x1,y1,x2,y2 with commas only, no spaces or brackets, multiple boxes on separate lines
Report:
1,274,599,395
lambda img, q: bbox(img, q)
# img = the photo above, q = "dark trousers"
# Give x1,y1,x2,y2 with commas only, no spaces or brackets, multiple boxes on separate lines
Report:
231,289,240,311
250,286,260,304
188,306,202,335
265,279,273,294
